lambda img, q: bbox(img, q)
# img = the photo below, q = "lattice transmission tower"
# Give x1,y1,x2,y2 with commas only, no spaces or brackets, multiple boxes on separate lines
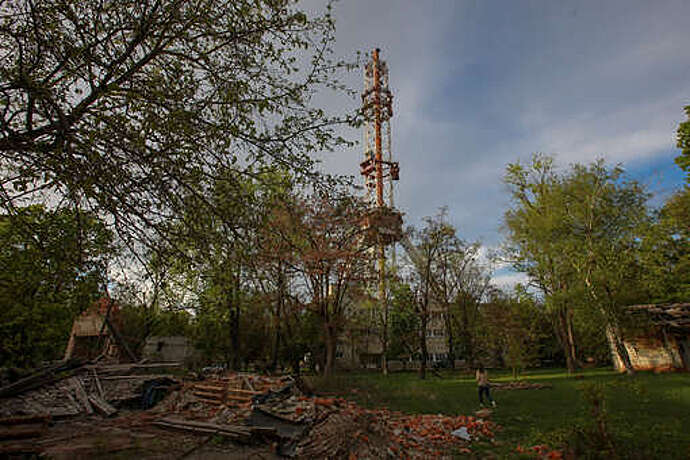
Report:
359,48,402,375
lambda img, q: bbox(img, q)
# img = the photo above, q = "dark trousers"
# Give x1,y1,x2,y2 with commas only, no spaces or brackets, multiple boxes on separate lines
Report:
478,384,493,405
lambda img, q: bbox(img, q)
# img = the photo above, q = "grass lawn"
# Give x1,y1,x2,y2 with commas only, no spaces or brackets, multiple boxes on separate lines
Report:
307,368,690,458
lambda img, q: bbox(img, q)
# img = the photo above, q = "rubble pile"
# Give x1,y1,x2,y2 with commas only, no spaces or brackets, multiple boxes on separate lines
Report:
155,373,499,458
1,367,500,458
292,398,497,458
0,362,181,418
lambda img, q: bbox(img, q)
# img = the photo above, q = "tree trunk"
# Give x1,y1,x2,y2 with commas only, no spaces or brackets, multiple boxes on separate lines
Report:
460,299,474,367
556,307,579,374
419,311,428,380
324,324,336,376
606,323,635,375
270,270,284,372
380,253,388,376
566,309,585,368
445,311,455,369
230,273,241,371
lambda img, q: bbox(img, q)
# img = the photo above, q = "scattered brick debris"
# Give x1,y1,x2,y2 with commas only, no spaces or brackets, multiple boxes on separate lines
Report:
516,444,565,459
491,381,553,390
1,367,502,458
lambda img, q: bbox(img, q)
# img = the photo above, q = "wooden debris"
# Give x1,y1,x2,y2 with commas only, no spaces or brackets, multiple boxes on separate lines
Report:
88,394,118,417
241,375,256,392
0,359,84,398
153,417,252,442
92,368,104,398
69,377,93,414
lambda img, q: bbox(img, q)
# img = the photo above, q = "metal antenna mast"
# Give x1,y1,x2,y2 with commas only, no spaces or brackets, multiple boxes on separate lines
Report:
360,48,401,375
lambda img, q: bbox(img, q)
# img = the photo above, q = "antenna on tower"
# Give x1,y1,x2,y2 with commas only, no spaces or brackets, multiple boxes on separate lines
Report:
358,48,402,375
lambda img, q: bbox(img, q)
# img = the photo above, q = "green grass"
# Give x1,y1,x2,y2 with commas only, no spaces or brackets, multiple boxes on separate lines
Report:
307,368,690,458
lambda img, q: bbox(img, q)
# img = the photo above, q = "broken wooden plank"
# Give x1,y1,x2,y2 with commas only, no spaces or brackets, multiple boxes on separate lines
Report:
241,375,256,392
85,363,182,374
194,396,222,405
88,395,118,417
103,316,137,363
225,394,251,402
152,418,251,441
192,390,223,400
0,359,85,398
156,417,249,432
92,368,104,399
69,378,93,414
192,384,225,392
100,374,175,381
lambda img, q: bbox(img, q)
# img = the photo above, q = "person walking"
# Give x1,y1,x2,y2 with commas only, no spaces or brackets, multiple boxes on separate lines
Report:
475,364,496,408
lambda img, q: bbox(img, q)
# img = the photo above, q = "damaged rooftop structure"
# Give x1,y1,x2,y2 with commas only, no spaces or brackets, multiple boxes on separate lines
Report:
611,303,690,372
63,297,136,363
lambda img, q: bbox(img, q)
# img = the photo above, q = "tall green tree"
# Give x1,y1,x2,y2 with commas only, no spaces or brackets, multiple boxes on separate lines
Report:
0,0,354,254
401,211,457,379
503,155,650,374
0,205,113,367
503,155,582,373
560,161,649,374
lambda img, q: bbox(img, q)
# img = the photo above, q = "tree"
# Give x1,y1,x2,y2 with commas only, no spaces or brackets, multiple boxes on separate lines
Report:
247,171,303,372
503,155,583,373
388,281,419,361
676,106,690,178
0,205,113,367
481,287,549,379
638,110,690,302
434,237,492,369
504,155,651,374
560,161,649,374
153,167,266,369
281,191,372,376
0,0,353,254
401,211,456,379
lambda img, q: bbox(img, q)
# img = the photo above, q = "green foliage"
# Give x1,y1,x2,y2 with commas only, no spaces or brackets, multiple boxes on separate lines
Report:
639,187,690,302
0,0,355,254
676,106,690,180
388,281,419,359
503,155,654,371
480,288,551,378
0,205,113,367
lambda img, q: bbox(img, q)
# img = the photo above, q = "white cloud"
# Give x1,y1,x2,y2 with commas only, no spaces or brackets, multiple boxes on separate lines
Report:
304,0,689,247
491,271,529,289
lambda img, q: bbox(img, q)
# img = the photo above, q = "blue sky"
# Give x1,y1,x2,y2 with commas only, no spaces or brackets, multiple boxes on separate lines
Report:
305,0,690,286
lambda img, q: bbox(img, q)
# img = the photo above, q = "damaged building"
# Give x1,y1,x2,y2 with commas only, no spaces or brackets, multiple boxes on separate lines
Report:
611,303,690,372
64,297,136,363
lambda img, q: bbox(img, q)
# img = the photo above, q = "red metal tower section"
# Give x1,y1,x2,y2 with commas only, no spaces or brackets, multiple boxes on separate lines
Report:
360,48,402,247
360,49,399,212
